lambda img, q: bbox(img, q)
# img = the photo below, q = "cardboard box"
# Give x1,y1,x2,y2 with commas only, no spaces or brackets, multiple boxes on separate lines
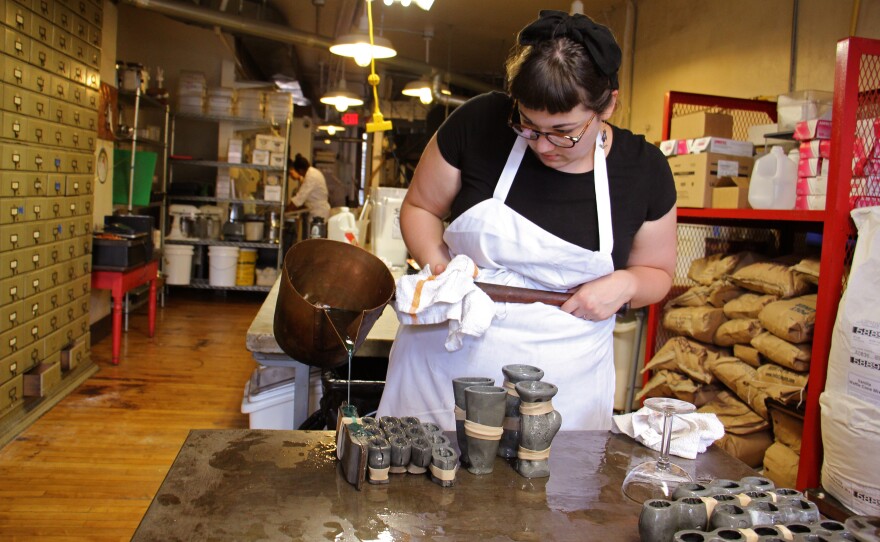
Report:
671,112,734,140
689,137,754,157
251,149,270,166
668,152,754,208
269,152,285,168
264,185,283,202
712,176,751,209
255,134,286,153
793,119,832,141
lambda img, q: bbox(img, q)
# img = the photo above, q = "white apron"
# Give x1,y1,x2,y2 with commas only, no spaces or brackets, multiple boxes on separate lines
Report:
378,133,617,431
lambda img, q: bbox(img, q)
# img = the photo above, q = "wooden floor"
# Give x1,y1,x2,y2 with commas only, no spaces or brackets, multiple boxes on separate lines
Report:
0,290,266,541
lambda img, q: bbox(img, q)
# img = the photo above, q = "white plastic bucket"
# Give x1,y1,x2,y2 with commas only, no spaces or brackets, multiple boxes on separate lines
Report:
208,246,240,287
164,244,194,285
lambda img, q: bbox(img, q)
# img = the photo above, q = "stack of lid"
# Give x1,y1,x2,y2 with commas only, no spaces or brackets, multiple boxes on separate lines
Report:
266,92,293,123
206,87,235,117
236,89,264,120
177,71,206,114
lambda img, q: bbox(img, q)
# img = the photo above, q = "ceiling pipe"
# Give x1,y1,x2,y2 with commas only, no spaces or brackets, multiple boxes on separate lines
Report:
431,74,466,107
120,0,496,94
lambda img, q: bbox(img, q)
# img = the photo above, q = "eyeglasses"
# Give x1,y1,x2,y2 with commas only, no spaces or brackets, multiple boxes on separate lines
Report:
508,101,596,148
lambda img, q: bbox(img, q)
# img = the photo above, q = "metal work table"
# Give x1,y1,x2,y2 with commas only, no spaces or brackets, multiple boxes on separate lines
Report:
133,429,757,541
246,277,399,427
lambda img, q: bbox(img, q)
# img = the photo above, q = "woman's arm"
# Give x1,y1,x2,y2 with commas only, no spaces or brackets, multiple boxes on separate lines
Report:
562,206,677,320
399,135,462,275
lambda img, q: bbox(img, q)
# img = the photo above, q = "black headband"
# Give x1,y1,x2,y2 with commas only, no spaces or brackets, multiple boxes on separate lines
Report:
518,10,621,90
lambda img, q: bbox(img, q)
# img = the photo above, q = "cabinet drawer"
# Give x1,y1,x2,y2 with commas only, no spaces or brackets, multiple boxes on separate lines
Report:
53,27,71,54
4,1,31,34
65,173,91,195
0,197,27,225
54,4,73,32
34,0,52,21
23,360,60,397
0,374,24,415
0,300,22,332
2,53,30,89
25,268,47,299
60,333,87,371
46,173,64,196
0,109,27,141
25,196,48,222
0,142,25,170
0,275,25,307
4,25,31,61
0,172,25,197
1,329,26,373
43,284,61,311
30,37,53,71
43,326,63,355
1,223,26,252
29,11,53,46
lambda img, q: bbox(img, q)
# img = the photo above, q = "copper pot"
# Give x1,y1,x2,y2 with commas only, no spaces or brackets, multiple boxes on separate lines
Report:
274,239,395,369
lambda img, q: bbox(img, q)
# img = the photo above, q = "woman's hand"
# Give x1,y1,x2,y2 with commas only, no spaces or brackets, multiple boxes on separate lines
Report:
562,270,635,321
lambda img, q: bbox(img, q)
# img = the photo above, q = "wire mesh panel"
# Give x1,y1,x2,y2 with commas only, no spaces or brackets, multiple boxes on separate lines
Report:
671,103,776,141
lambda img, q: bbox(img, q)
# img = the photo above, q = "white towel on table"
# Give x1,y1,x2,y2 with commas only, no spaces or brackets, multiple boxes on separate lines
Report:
394,255,496,352
612,408,725,460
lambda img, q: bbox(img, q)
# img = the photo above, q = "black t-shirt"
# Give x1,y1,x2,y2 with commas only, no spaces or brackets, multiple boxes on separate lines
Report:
436,92,676,270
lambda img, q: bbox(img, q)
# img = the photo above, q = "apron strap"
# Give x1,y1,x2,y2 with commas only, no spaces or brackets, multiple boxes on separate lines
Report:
493,138,529,201
593,128,614,255
493,130,614,255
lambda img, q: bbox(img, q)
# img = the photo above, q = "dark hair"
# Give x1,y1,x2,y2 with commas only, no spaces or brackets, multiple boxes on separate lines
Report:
505,36,616,115
290,153,310,173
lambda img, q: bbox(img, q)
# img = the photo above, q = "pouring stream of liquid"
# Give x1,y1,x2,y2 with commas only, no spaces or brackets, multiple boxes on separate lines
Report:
324,308,359,407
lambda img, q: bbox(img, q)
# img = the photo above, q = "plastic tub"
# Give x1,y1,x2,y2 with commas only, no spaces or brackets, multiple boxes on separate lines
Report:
244,217,265,241
240,366,323,429
163,244,194,285
208,246,239,287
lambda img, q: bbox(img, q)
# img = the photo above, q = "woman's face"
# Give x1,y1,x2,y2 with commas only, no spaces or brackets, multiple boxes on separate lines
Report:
516,102,606,173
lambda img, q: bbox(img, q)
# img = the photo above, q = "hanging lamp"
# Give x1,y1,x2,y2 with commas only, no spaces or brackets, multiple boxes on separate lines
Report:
401,26,435,104
329,10,397,67
320,79,364,112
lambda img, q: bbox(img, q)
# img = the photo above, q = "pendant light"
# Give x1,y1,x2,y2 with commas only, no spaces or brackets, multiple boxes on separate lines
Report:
329,10,397,67
401,27,434,104
317,124,346,135
320,80,364,112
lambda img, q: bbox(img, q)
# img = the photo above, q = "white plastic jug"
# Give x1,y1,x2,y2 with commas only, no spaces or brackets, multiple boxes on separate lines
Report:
327,207,360,245
748,146,798,210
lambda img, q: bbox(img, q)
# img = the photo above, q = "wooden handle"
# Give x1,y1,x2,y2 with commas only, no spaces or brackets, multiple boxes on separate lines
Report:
475,282,570,306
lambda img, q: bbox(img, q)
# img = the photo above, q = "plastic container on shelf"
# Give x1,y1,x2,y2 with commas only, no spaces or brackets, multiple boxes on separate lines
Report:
206,87,235,116
177,95,204,115
236,89,264,119
208,245,239,286
265,92,293,123
748,146,798,210
777,90,833,131
327,207,359,245
164,244,195,285
235,248,257,286
244,215,265,241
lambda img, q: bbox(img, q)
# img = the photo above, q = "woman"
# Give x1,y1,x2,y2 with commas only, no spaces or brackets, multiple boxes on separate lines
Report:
377,10,677,431
286,153,330,221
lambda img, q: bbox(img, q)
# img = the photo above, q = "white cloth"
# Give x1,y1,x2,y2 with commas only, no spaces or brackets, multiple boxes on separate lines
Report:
379,133,617,431
290,166,330,220
393,254,496,351
612,408,725,460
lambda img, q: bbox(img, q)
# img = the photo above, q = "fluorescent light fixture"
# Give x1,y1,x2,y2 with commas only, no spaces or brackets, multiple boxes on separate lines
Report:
415,0,434,9
320,80,364,112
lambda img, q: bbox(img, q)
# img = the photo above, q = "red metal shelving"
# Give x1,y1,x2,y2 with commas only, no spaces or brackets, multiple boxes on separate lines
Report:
647,38,880,491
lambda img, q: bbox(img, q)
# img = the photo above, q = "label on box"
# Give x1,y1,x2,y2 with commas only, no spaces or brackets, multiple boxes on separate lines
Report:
717,160,740,178
799,139,831,159
688,137,755,157
798,157,828,177
264,185,282,201
269,152,285,168
797,175,828,196
251,149,270,166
